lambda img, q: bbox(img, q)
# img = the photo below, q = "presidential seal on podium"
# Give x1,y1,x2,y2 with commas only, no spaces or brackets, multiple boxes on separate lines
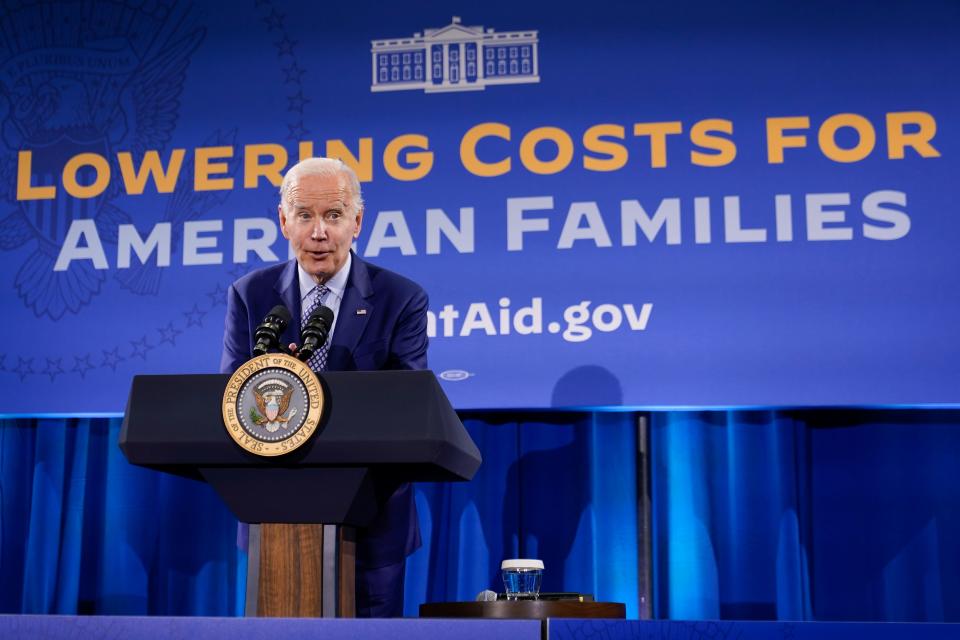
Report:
221,353,325,456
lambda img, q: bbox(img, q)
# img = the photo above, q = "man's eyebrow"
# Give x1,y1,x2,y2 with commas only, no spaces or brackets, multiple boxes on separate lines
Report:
289,198,348,210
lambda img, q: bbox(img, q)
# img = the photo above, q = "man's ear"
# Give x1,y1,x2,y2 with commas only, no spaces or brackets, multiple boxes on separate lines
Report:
278,204,290,239
353,208,364,239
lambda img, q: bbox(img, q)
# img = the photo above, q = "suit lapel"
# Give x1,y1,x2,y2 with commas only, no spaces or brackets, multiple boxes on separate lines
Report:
274,259,302,344
329,253,374,370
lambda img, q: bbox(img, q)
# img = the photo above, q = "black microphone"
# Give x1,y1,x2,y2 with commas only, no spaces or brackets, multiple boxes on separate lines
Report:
252,305,291,356
298,305,334,362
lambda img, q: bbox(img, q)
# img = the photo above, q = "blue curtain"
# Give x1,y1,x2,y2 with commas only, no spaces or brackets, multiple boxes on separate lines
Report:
0,413,639,617
405,412,640,616
0,418,243,615
651,409,960,622
2,410,958,621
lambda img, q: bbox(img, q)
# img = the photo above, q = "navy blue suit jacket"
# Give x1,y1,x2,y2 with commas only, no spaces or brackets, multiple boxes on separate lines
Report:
221,253,427,567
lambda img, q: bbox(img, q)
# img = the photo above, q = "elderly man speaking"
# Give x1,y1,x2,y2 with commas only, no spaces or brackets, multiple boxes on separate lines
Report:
221,157,428,617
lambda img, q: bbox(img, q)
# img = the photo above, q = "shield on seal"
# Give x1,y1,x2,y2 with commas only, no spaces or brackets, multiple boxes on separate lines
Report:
265,397,280,422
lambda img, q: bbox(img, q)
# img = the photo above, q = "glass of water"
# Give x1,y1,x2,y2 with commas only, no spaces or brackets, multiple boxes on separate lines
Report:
501,559,544,600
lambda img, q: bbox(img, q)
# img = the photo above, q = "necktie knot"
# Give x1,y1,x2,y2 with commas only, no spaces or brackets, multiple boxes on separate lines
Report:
302,284,332,371
303,285,330,317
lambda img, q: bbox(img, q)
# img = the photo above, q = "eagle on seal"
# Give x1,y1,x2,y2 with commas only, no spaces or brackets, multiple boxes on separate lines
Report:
253,387,294,428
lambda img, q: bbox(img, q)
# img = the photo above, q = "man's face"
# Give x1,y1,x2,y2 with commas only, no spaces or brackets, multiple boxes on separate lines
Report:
278,172,362,283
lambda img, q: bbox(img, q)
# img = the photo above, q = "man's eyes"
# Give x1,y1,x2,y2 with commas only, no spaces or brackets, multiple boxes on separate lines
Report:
295,210,344,221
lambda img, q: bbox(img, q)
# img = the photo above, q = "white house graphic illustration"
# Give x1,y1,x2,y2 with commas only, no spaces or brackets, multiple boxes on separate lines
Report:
371,17,540,93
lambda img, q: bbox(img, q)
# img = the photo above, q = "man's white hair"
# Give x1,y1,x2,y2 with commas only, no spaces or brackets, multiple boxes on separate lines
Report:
279,157,364,214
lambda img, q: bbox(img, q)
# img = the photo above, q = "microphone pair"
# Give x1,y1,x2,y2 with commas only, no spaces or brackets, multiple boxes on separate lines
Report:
252,304,334,362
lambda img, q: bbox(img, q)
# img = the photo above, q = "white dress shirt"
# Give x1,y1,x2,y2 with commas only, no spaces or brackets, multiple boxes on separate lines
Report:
297,251,351,342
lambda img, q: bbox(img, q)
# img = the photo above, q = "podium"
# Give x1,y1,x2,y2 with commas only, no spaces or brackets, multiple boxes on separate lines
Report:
119,369,481,618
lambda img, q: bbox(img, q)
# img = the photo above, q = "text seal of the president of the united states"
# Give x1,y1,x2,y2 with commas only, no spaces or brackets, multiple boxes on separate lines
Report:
222,353,325,456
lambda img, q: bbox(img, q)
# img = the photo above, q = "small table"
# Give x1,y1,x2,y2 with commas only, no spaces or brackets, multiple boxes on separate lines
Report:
419,600,626,619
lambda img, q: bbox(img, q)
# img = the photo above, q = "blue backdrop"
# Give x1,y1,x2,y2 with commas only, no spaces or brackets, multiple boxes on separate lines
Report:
2,0,959,413
2,410,958,621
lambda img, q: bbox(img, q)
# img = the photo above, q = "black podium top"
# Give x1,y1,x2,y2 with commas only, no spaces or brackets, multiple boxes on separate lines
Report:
119,370,481,524
120,370,480,481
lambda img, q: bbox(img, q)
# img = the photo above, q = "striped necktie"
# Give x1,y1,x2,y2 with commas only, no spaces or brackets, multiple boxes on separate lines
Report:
302,284,331,371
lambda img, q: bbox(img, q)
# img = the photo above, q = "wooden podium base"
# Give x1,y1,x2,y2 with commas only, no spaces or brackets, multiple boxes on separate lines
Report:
246,523,356,617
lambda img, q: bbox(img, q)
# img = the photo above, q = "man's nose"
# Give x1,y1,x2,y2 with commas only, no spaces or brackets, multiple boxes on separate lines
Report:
310,220,327,240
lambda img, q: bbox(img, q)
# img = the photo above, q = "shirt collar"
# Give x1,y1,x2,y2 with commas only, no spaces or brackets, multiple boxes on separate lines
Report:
297,252,351,303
